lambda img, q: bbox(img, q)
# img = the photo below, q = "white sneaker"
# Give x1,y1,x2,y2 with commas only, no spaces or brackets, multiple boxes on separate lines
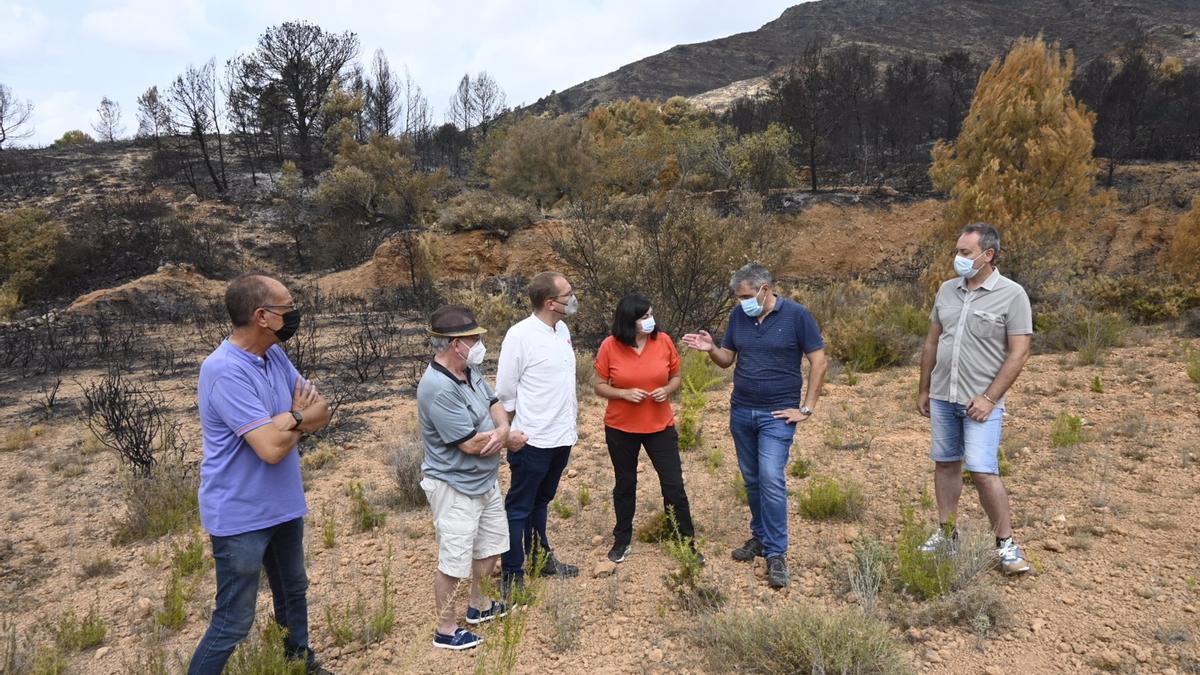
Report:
917,529,958,554
997,538,1030,575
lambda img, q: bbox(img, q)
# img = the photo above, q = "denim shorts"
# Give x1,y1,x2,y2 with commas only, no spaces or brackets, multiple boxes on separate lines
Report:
929,398,1003,474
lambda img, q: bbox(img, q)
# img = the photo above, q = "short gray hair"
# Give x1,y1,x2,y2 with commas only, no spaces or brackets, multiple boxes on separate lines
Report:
961,223,1001,261
430,336,451,352
730,263,773,292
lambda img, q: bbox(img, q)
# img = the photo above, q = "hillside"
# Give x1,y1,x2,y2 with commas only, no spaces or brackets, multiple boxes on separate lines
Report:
534,0,1200,114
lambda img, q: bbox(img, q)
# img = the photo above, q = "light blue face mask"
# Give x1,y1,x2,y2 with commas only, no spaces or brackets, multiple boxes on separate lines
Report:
740,286,765,317
639,317,656,333
954,252,984,279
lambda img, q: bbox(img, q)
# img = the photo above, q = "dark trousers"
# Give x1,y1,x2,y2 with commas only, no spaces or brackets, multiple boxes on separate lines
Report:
502,444,572,577
189,517,312,675
605,425,695,547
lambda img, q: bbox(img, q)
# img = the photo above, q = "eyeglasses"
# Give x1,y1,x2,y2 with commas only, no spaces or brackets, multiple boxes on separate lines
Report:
259,304,300,316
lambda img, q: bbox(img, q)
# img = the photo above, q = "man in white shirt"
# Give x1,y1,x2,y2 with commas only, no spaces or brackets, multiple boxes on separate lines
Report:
496,271,580,592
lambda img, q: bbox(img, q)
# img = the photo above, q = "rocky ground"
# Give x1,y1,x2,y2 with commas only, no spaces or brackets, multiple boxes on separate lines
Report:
0,320,1197,674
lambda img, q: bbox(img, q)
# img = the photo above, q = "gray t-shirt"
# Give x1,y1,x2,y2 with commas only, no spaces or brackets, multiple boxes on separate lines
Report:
929,270,1033,407
416,361,499,496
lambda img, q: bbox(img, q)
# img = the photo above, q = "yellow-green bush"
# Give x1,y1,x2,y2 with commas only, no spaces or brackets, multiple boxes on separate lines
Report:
0,209,69,318
796,476,866,521
796,281,927,372
436,189,539,238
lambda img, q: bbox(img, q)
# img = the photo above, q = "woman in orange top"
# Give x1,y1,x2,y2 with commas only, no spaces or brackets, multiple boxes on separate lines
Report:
594,293,697,564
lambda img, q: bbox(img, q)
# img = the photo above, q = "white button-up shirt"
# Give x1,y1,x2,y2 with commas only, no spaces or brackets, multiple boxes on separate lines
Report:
495,314,578,448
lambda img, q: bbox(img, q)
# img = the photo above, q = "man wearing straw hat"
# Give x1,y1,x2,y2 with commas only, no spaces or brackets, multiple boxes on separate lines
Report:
417,305,527,650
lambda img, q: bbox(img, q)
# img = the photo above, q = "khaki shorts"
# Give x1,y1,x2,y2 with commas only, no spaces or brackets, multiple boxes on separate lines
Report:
421,476,509,579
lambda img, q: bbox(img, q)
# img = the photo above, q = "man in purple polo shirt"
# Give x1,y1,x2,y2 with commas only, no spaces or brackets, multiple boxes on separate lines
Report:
189,273,331,675
683,263,827,590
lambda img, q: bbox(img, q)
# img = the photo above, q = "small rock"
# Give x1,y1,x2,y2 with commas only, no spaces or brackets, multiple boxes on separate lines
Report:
1042,539,1065,553
136,597,153,617
567,469,578,479
1062,596,1076,606
593,560,617,578
1051,514,1067,525
843,526,860,543
648,648,663,662
94,646,110,660
1183,605,1197,614
1097,650,1122,670
608,626,621,640
1091,526,1107,537
591,535,604,546
753,558,767,579
984,667,1004,675
1030,619,1045,634
924,649,942,664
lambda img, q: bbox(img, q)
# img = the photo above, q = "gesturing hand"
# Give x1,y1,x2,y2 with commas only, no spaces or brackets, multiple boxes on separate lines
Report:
681,331,715,352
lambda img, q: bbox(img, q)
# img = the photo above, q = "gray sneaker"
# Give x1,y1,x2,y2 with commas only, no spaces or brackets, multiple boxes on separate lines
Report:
766,555,789,588
918,528,958,555
997,538,1031,575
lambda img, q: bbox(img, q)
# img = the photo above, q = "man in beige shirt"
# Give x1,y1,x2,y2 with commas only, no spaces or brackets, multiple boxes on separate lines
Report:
917,223,1033,575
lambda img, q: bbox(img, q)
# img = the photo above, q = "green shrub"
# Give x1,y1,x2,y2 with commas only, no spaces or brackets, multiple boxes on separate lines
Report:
0,209,71,318
730,474,748,505
436,189,539,238
112,460,199,543
895,507,954,600
1084,274,1200,324
551,498,576,519
725,123,795,194
698,605,910,674
52,604,106,651
1187,351,1200,386
53,130,95,146
680,349,727,393
1050,413,1084,447
225,621,307,675
799,282,927,372
388,432,426,511
577,485,591,508
664,534,725,613
1090,375,1104,393
789,456,813,479
1035,306,1127,364
635,510,672,544
348,482,386,532
677,387,706,452
797,476,866,521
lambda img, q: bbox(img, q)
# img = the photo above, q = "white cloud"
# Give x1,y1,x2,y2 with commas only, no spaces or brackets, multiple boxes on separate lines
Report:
81,0,209,51
0,2,48,57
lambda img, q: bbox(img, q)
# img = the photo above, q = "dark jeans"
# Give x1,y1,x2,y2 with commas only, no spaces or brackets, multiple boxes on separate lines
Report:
605,425,695,546
502,444,571,577
189,517,312,675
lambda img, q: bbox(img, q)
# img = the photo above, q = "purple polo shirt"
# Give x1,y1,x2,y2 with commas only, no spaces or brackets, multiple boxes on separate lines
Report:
197,340,307,536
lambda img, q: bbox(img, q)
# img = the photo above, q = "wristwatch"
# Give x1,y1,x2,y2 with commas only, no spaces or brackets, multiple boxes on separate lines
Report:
289,410,304,428
799,406,814,417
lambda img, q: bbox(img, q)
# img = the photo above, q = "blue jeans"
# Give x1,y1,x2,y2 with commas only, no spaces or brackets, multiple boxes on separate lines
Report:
189,517,312,675
729,406,797,558
502,444,571,577
929,398,1004,474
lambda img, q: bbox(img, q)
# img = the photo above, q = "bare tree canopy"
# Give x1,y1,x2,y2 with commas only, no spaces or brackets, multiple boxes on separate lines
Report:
92,96,126,143
365,49,400,138
170,59,228,193
0,83,34,150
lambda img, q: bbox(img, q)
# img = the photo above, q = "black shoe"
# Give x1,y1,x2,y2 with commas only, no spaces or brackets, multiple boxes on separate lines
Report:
542,553,579,577
766,555,789,589
731,537,764,562
607,542,631,564
690,543,706,567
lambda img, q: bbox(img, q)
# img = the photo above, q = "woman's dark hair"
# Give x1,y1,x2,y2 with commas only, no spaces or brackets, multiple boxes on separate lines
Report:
611,293,658,347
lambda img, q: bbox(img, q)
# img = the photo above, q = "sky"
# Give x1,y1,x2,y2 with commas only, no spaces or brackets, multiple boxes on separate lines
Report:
0,0,801,147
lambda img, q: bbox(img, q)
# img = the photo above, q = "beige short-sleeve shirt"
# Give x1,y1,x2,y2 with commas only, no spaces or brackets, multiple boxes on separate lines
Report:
929,269,1032,407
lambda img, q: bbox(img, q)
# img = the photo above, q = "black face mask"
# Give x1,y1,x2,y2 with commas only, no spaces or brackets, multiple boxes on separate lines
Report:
274,309,302,342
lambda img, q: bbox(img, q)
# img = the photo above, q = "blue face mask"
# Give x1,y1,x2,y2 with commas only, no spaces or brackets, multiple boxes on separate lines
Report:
639,317,656,333
740,286,765,317
954,252,984,279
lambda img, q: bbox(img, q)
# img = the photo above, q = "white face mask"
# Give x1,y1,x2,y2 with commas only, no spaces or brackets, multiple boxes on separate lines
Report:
639,317,656,333
562,294,579,316
954,251,986,279
458,339,486,366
